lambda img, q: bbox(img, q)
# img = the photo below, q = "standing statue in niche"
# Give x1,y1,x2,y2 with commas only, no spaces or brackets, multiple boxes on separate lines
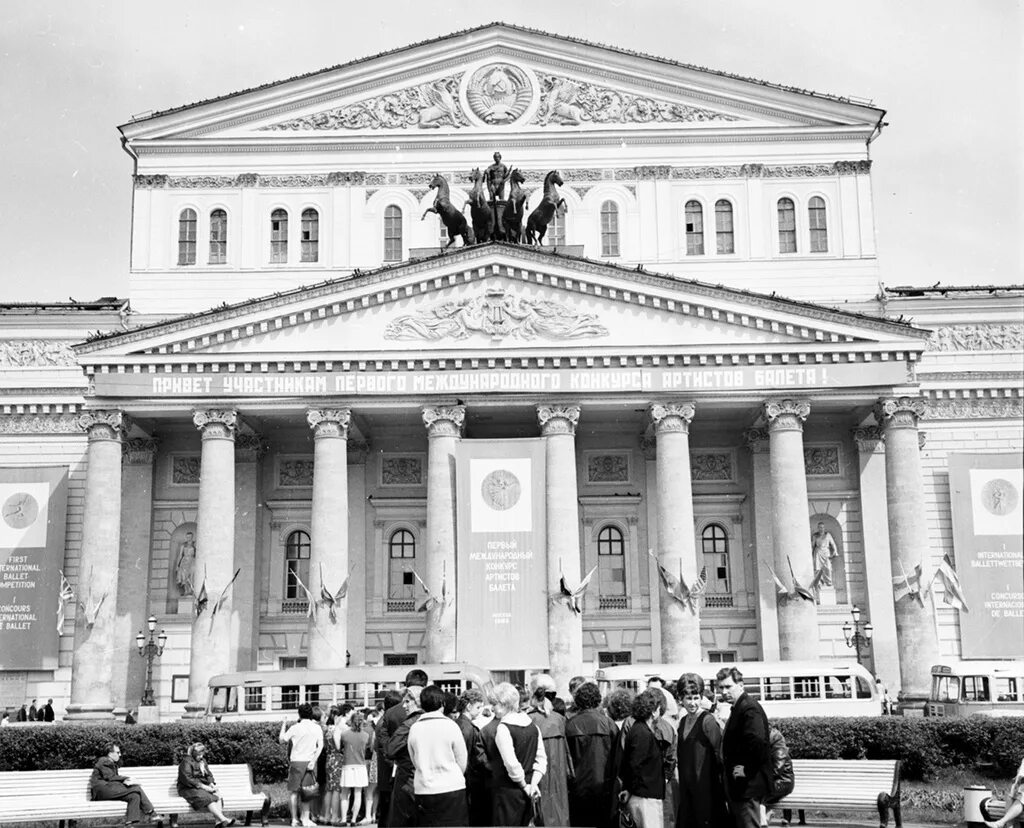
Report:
175,531,197,595
810,521,839,588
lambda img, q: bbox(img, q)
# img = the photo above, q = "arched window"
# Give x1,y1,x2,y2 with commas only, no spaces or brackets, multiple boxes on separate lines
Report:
808,196,828,252
388,528,416,610
715,200,734,254
597,525,627,609
301,208,319,262
438,215,448,248
270,209,288,263
209,209,227,264
701,523,731,596
600,200,620,257
284,530,310,601
777,198,797,253
685,200,704,255
384,206,403,262
177,208,197,266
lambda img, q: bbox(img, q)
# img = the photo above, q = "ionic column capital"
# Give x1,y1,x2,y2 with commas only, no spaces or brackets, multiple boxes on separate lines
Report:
852,425,885,454
122,436,159,464
192,409,237,440
307,408,351,439
874,396,928,430
422,405,465,438
537,404,581,436
78,409,130,442
648,402,695,434
234,433,266,462
743,427,770,453
764,399,810,432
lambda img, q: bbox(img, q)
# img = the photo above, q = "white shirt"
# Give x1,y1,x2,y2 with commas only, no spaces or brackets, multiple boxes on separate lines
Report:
408,709,468,795
495,711,547,786
282,719,324,763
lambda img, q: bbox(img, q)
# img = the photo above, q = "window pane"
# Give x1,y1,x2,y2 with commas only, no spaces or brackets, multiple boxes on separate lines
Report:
701,524,730,593
600,200,619,257
388,529,416,608
178,209,197,266
808,196,828,252
285,530,310,600
778,198,796,253
301,208,319,263
597,525,626,599
548,210,566,246
384,206,402,262
715,200,734,254
209,209,227,265
685,201,704,255
271,209,288,263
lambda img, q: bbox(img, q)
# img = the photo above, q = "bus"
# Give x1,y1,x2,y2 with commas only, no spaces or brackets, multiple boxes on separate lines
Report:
594,660,880,718
205,663,493,721
928,660,1024,717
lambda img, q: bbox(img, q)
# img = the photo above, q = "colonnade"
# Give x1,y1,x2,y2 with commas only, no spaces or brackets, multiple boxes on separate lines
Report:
65,394,939,717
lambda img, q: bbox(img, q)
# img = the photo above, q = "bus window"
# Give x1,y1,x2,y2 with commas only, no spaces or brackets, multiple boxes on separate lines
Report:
963,676,990,702
742,677,762,700
764,677,792,701
825,676,852,699
855,676,873,699
794,676,821,699
933,675,960,703
435,679,462,695
272,685,300,711
244,686,265,712
995,678,1019,702
209,686,239,714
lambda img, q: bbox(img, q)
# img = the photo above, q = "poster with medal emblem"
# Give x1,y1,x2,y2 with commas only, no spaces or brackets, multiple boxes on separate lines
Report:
456,439,547,669
948,453,1024,658
0,467,68,670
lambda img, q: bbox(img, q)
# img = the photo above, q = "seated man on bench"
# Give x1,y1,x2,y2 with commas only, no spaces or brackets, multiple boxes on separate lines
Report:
987,757,1024,828
90,743,158,826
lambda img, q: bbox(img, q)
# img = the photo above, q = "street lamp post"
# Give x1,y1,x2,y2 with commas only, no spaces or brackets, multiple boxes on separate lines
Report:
135,615,167,707
842,605,873,665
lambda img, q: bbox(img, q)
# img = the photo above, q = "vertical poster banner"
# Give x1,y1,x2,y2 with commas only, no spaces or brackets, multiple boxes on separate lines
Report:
456,439,548,669
0,467,69,670
948,453,1024,658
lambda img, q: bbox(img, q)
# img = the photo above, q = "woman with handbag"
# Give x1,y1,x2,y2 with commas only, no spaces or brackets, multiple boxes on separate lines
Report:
280,703,325,828
483,682,548,826
177,743,236,828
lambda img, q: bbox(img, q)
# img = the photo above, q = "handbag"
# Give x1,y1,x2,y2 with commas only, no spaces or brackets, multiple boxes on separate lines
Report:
528,792,545,827
299,769,319,802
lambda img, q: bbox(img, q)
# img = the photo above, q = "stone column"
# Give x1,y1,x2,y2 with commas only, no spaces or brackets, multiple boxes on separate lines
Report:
649,402,701,662
346,440,370,666
745,427,780,661
306,409,351,668
67,410,128,719
422,405,464,662
114,437,159,713
233,433,263,671
764,399,817,660
185,409,237,715
852,426,901,689
538,404,583,693
875,397,939,702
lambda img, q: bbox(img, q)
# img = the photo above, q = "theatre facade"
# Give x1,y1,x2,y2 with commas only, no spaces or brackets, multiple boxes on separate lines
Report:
0,24,1021,720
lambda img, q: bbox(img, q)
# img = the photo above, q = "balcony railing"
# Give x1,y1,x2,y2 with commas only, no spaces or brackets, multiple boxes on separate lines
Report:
598,595,629,611
387,598,416,613
702,594,734,609
280,599,309,615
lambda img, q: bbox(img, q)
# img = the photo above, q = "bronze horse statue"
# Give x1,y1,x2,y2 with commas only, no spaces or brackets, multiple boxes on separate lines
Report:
465,168,495,243
422,173,475,248
524,170,566,245
502,169,527,244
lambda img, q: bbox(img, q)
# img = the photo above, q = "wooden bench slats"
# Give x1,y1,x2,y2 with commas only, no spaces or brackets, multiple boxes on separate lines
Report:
774,759,902,828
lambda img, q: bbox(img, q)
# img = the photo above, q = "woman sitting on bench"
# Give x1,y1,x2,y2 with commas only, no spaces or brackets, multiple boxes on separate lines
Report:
987,757,1024,828
178,742,236,828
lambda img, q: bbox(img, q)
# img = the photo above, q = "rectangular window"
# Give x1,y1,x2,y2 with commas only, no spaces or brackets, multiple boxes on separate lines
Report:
598,651,632,667
178,210,197,266
778,199,797,254
809,198,828,252
301,209,319,263
209,210,227,264
547,211,566,247
715,201,734,254
383,653,418,666
600,202,620,257
685,202,704,255
384,207,402,262
244,686,265,712
270,210,288,263
707,650,737,663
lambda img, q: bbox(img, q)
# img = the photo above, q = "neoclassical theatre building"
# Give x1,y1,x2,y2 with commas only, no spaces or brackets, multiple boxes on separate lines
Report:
0,24,1021,720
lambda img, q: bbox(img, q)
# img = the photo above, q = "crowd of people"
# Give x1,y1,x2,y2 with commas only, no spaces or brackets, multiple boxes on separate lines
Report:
276,665,788,828
1,697,55,724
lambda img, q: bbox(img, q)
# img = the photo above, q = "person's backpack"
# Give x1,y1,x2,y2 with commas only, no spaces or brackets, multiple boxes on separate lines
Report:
764,727,794,805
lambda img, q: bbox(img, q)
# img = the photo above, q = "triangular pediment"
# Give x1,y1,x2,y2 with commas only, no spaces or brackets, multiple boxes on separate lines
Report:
120,24,882,143
77,245,927,366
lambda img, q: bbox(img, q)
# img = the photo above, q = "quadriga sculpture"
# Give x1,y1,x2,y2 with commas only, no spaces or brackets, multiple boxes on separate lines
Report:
524,170,566,245
422,173,475,247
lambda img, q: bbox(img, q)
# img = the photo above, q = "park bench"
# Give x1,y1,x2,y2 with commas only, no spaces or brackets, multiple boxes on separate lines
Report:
982,796,1023,827
0,763,270,828
771,758,901,827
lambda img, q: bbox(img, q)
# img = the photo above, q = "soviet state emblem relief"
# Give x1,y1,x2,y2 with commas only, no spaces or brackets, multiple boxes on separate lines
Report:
467,64,533,125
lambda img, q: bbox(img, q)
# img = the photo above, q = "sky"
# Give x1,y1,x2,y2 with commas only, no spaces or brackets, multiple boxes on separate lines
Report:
1,0,1020,302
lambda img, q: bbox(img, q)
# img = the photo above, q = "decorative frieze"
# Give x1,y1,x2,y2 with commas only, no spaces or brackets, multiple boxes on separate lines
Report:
0,414,82,434
927,324,1024,352
538,404,581,436
586,452,630,483
381,455,425,486
927,397,1023,420
422,405,465,438
0,340,78,367
134,172,369,189
690,451,733,481
278,457,314,488
804,445,840,476
171,455,201,485
384,288,608,342
649,402,696,434
763,399,810,432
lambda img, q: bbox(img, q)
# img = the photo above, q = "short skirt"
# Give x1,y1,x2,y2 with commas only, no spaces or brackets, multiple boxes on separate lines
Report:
340,763,369,788
326,751,344,791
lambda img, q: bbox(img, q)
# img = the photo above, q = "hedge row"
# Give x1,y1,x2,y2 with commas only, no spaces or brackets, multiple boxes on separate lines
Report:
1,716,1021,782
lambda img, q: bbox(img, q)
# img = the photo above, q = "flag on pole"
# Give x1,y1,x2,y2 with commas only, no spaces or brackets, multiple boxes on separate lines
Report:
935,553,969,612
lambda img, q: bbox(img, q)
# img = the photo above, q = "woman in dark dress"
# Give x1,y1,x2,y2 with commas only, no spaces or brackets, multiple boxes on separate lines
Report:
675,673,730,828
177,742,235,827
483,682,547,827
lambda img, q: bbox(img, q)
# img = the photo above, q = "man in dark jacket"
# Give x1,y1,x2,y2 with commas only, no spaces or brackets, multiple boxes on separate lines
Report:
565,681,616,828
376,669,428,827
455,688,490,826
89,743,157,825
42,699,55,722
717,667,771,828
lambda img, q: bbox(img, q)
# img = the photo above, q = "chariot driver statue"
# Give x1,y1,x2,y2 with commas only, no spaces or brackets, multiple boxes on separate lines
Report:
485,151,511,202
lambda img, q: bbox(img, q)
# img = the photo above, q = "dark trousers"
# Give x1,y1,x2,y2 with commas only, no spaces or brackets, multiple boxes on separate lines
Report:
467,781,491,827
728,797,762,828
378,787,392,827
417,789,469,827
93,782,154,822
389,773,417,828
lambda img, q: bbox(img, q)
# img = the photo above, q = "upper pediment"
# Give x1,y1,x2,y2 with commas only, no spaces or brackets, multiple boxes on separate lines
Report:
77,244,927,367
119,24,883,143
